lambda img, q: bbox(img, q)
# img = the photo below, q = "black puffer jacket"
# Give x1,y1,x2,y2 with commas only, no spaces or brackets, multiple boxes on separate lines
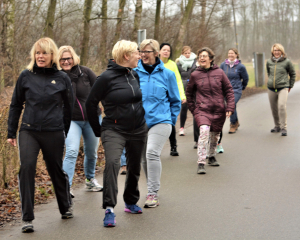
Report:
64,65,101,121
7,64,74,138
86,60,145,137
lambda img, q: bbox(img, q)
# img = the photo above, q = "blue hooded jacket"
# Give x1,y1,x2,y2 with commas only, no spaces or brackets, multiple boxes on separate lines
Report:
134,59,181,129
220,60,249,94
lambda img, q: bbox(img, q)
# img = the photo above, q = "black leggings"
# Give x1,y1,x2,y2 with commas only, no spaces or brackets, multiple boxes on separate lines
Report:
180,103,188,128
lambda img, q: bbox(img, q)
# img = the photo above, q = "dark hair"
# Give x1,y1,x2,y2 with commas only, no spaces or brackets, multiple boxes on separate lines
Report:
228,48,239,59
160,43,172,59
197,47,215,65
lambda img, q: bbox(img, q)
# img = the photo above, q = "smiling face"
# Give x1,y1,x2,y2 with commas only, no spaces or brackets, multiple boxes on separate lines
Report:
140,45,158,65
198,51,212,69
228,50,237,61
60,52,74,71
127,50,141,68
159,45,171,59
273,47,282,58
183,50,191,59
35,45,53,68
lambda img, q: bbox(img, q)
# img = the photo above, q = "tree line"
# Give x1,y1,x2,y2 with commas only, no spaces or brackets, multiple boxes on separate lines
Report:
0,0,299,89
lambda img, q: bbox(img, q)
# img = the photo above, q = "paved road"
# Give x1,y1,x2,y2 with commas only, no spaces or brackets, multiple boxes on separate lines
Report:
2,82,300,240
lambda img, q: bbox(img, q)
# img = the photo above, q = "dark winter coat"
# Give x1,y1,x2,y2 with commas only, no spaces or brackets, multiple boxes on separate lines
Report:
7,64,74,138
177,59,197,91
220,60,249,94
266,57,296,90
86,60,146,137
186,65,235,132
64,65,101,121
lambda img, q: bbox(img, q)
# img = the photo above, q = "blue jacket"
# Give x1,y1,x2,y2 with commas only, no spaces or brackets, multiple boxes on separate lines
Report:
220,60,249,94
134,59,181,129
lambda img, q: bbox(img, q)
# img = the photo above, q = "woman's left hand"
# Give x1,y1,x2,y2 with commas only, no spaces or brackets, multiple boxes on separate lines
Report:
182,99,187,104
226,112,232,118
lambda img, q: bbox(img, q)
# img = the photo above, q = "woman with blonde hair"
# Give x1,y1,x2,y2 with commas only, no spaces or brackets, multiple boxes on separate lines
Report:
86,40,147,227
7,37,74,233
266,43,296,136
58,46,102,197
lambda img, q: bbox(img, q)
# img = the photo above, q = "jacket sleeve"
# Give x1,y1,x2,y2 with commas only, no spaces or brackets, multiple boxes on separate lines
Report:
86,73,109,137
62,75,74,137
287,60,296,88
166,71,181,126
240,64,249,90
173,63,186,100
221,71,235,113
186,72,197,114
7,72,26,139
266,61,270,76
85,66,97,87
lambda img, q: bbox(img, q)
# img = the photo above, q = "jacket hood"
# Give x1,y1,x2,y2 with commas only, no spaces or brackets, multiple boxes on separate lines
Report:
33,63,59,74
107,59,132,72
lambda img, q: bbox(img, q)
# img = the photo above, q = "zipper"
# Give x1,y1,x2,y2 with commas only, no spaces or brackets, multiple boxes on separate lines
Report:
207,71,216,115
125,73,136,131
273,62,277,90
76,98,85,121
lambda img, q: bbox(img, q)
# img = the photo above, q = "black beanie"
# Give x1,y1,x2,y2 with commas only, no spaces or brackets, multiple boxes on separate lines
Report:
160,42,172,59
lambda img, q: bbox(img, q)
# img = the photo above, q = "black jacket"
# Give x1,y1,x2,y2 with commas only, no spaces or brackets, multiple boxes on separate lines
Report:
86,60,145,137
63,65,101,121
7,64,74,138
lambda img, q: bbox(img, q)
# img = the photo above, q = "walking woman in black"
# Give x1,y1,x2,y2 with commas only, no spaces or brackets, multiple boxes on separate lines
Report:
7,37,74,233
86,40,147,227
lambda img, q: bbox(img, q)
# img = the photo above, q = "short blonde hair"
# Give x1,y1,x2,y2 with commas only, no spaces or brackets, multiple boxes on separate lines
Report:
112,40,138,64
140,39,160,53
271,43,286,57
27,37,61,71
58,46,80,66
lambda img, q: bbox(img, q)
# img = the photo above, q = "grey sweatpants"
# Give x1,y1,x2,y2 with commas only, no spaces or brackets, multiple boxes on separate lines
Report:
141,123,172,196
268,88,288,130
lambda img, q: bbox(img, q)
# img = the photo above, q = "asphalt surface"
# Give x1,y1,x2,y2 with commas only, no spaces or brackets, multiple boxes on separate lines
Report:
2,82,300,240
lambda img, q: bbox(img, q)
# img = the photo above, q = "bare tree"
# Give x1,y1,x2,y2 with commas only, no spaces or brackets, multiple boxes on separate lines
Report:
154,0,162,40
130,0,142,42
44,0,57,38
112,0,126,46
99,0,107,70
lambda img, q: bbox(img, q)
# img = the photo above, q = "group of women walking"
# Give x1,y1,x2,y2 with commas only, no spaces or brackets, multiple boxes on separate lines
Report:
6,36,295,232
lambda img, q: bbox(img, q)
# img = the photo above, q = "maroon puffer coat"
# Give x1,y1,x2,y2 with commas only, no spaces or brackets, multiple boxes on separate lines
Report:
186,65,235,132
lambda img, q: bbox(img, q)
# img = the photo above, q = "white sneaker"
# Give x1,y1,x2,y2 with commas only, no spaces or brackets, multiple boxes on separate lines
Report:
179,127,185,136
22,221,34,233
85,178,103,192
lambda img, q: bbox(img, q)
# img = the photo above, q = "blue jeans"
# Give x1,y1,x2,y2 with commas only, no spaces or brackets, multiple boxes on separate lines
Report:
120,148,126,166
63,115,102,186
230,92,242,124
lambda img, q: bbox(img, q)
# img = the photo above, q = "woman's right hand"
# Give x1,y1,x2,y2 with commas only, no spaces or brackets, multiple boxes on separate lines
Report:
7,138,17,147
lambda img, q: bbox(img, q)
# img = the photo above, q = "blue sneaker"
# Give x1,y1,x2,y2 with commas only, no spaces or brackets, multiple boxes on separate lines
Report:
216,144,224,154
103,209,116,227
124,203,143,214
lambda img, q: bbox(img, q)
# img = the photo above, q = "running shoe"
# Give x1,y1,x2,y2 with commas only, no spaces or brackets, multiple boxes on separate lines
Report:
216,144,224,154
197,164,206,174
144,195,159,208
208,156,220,166
179,127,185,136
62,204,74,219
85,178,103,192
70,188,75,198
194,142,197,149
124,203,143,214
103,209,116,227
22,221,34,233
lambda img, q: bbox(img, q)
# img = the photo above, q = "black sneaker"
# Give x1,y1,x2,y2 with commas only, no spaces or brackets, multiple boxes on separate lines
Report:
271,126,280,133
193,143,197,149
22,221,34,233
208,156,220,166
170,146,179,156
62,205,74,219
281,129,287,136
197,164,206,174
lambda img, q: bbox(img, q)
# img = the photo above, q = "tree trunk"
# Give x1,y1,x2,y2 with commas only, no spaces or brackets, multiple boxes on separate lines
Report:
7,0,16,85
154,0,162,40
80,0,93,66
112,0,126,46
99,0,107,71
44,0,56,39
130,0,142,42
173,0,194,59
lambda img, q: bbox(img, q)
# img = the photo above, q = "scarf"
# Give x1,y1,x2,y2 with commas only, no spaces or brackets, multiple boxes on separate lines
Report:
272,55,283,62
179,52,197,71
225,59,239,68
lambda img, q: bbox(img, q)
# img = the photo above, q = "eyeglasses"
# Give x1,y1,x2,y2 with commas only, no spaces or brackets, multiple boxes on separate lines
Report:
60,57,73,63
199,55,209,59
139,51,154,55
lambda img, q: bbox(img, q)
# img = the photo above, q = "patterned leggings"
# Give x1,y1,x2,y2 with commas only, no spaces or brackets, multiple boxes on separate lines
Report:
197,125,221,164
